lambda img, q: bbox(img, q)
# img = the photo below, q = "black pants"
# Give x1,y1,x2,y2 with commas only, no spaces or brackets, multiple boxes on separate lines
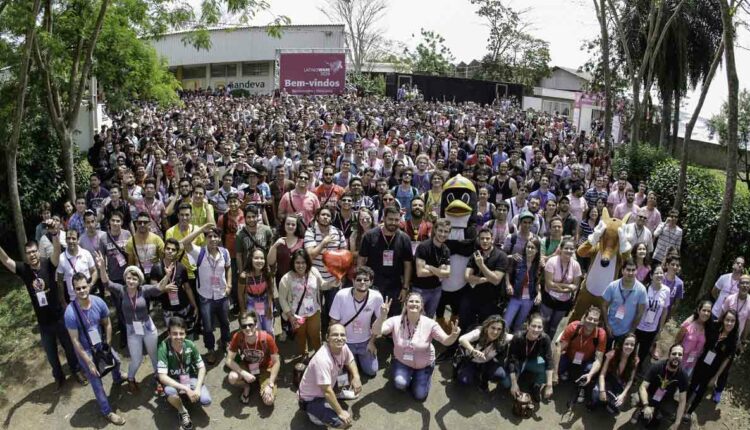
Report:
635,329,658,371
459,291,501,332
437,288,466,325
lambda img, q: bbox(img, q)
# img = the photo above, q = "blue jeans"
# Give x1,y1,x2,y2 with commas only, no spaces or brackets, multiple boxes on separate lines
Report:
457,360,511,389
347,340,378,377
245,294,274,334
411,287,442,318
591,374,625,414
516,357,548,386
125,319,159,380
163,377,212,406
198,296,230,351
40,319,80,381
504,298,534,332
392,359,434,401
558,355,594,381
77,345,123,416
300,397,345,428
540,303,569,340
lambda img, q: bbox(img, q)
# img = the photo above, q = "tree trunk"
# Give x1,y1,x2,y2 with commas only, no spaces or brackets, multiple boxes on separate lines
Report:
597,0,613,151
61,130,77,202
629,79,641,150
671,90,680,155
659,92,672,150
674,41,723,211
699,0,738,299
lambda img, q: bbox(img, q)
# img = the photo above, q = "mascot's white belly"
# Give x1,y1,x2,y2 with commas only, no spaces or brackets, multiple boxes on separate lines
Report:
442,218,470,293
586,252,617,297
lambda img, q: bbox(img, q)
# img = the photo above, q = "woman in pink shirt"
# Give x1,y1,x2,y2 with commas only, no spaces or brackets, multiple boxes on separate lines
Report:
675,300,712,376
373,292,460,400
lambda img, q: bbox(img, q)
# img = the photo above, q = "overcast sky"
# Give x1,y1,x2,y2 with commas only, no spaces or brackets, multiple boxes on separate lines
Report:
240,0,748,119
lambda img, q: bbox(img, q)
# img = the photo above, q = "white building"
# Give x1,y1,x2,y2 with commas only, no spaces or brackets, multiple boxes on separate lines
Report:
148,24,346,93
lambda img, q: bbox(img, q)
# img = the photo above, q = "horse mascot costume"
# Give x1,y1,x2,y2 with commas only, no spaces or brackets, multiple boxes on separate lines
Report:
569,208,633,322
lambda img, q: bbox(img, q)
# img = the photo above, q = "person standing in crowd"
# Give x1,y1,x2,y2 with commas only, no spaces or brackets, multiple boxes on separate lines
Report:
712,275,750,403
711,256,746,319
411,219,451,318
217,192,244,313
633,344,688,430
125,211,165,282
591,333,639,415
400,197,432,251
304,207,346,332
86,173,110,213
225,311,280,407
208,173,241,216
297,323,362,429
358,206,413,316
541,238,582,339
180,224,232,365
504,237,541,333
64,273,126,425
461,228,507,330
329,266,384,378
634,265,670,369
189,185,216,227
123,179,167,237
662,255,684,320
652,208,682,266
315,165,346,210
277,171,320,228
612,189,639,222
152,238,198,327
54,228,98,303
157,317,210,430
67,197,88,236
601,259,647,344
675,300,712,377
373,292,460,401
237,248,276,335
0,239,87,390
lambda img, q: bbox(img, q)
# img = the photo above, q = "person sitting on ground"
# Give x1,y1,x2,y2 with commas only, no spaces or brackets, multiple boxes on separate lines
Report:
157,317,211,430
507,313,554,403
456,314,513,390
632,343,688,430
297,323,363,429
591,333,639,415
225,311,280,407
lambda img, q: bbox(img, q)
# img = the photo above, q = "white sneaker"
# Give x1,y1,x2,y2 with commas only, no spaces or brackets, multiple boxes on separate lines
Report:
336,389,358,400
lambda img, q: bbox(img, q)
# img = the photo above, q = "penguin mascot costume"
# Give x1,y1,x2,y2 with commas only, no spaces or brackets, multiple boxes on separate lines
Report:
438,174,478,329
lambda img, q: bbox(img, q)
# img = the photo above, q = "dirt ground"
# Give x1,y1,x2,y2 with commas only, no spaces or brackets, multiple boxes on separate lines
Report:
1,316,749,430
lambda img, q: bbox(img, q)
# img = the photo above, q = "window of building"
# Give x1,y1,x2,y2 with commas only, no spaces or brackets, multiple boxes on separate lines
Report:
542,100,571,117
242,62,269,77
210,63,237,78
182,66,206,79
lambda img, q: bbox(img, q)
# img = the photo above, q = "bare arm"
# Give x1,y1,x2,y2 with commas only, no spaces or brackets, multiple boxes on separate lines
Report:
0,244,17,273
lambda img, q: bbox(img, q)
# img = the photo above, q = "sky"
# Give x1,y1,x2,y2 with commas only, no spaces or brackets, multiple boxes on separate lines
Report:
236,0,748,119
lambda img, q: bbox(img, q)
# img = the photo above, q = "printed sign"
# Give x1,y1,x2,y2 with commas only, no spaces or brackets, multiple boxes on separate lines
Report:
280,53,346,95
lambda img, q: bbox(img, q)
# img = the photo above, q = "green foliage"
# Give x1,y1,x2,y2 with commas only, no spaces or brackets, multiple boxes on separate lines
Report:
404,29,455,76
612,142,669,185
708,89,750,149
0,275,36,363
647,160,750,294
347,73,385,96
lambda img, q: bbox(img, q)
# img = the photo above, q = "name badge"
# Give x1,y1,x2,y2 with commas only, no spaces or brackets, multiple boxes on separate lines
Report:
133,321,145,336
249,362,261,375
303,297,315,314
652,387,666,402
210,275,222,287
352,320,365,335
115,253,127,267
644,309,657,324
179,374,191,385
254,301,266,316
614,305,626,320
573,352,584,365
88,327,102,345
704,350,716,365
403,345,415,362
337,372,350,387
383,250,394,267
411,242,418,256
36,291,49,307
686,354,696,364
168,290,180,306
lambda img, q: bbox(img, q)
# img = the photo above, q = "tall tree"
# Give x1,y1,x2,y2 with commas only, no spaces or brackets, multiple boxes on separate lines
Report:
593,0,613,150
405,29,455,76
699,0,742,299
319,0,388,73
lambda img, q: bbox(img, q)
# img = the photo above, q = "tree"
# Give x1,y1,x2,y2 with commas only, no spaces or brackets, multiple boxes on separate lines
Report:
698,0,743,299
404,29,455,76
707,89,750,190
319,0,388,74
593,0,613,150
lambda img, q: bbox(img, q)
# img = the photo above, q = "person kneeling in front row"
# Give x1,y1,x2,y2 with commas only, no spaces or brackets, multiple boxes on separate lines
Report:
456,314,513,391
297,323,362,429
157,317,211,430
225,311,280,406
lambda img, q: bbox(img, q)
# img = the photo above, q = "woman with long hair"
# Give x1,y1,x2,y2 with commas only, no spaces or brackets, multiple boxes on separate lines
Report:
238,248,277,335
634,265,670,370
374,191,399,224
456,315,513,390
632,243,652,285
387,160,405,188
507,313,554,402
267,215,305,286
540,237,582,339
591,333,639,415
372,292,460,401
578,206,600,247
476,186,495,225
349,207,375,259
675,300,713,377
684,309,739,421
504,238,542,333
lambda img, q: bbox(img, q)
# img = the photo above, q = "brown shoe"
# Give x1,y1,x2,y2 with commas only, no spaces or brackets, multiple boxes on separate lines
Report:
126,380,139,394
205,350,217,365
106,412,126,426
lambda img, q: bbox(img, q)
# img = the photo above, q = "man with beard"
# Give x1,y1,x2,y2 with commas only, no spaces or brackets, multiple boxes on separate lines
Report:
236,205,274,274
165,179,193,226
86,173,110,213
460,228,508,330
278,171,321,228
348,177,374,211
411,219,451,318
125,212,165,282
99,211,132,347
613,189,640,223
358,206,413,316
400,197,432,255
101,186,133,232
329,266,384,378
315,165,345,211
0,237,87,391
490,161,518,203
124,178,167,238
607,172,630,213
634,344,688,429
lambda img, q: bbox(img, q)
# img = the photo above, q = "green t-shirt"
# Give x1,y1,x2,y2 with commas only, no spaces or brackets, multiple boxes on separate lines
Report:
157,338,204,378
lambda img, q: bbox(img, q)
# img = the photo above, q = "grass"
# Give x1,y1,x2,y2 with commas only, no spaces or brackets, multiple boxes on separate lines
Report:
0,272,37,400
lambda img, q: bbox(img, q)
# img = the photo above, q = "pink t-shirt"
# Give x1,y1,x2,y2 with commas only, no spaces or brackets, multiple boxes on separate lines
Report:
297,344,354,401
382,315,449,369
679,319,706,372
544,256,582,302
278,190,320,227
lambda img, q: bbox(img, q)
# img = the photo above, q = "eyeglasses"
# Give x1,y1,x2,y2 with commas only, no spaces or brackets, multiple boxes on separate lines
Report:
403,173,413,177
240,323,256,329
341,199,352,203
298,177,309,181
135,220,149,225
323,173,333,176
383,197,394,202
355,278,370,283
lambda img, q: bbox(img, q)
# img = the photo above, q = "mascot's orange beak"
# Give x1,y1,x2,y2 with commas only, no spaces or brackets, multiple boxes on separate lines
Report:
445,200,472,217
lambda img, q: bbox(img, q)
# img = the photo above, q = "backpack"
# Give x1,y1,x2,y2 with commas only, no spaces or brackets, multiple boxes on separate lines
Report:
196,247,230,288
568,322,600,351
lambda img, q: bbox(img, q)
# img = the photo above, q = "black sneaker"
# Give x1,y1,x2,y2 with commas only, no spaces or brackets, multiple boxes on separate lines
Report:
178,411,193,430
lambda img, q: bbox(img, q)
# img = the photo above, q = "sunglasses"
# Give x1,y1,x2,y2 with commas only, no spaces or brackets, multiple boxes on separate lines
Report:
383,197,394,201
240,323,256,329
341,199,352,203
298,177,310,181
355,278,370,283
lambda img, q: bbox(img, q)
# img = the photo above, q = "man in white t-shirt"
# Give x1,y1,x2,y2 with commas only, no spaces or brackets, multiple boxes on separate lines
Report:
297,324,362,429
53,228,97,302
329,266,384,377
711,257,745,319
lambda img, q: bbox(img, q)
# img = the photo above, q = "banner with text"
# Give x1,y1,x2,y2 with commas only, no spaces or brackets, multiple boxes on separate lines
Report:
280,53,346,95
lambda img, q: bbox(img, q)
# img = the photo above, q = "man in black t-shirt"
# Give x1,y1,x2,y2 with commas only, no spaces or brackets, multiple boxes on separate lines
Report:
411,219,451,318
634,344,689,429
358,206,413,316
151,239,198,329
460,228,508,330
0,240,86,390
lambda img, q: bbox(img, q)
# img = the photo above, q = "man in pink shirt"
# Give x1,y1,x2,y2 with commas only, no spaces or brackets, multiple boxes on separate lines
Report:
613,189,639,223
277,172,320,228
297,324,362,429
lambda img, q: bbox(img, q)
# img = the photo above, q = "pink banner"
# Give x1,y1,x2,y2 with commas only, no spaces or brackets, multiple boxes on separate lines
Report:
280,53,346,95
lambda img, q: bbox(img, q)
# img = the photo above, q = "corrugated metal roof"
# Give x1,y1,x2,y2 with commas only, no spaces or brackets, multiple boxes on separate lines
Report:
159,24,345,37
553,66,592,82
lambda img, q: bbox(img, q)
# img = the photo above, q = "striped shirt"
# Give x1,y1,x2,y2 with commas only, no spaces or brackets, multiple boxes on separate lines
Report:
303,223,347,284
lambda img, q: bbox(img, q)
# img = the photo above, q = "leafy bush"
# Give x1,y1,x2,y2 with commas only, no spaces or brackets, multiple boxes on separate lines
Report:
647,160,750,295
348,73,386,96
613,142,669,185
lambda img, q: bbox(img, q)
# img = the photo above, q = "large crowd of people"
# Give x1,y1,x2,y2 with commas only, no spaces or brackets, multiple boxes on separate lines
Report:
0,90,747,430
